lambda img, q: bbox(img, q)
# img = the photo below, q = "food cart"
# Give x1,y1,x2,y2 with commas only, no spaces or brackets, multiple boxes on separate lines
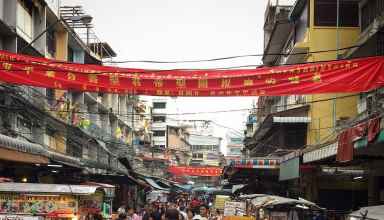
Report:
0,183,115,220
238,194,325,220
348,205,384,220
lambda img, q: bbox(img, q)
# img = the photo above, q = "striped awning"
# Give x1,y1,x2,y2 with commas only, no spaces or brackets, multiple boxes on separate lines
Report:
303,142,337,163
228,159,279,169
273,117,311,123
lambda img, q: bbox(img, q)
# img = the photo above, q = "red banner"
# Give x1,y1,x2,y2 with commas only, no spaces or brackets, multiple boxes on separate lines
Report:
0,50,384,96
168,166,222,176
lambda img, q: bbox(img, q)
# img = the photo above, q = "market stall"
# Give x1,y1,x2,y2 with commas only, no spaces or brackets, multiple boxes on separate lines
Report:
0,183,115,220
348,205,384,220
237,194,325,220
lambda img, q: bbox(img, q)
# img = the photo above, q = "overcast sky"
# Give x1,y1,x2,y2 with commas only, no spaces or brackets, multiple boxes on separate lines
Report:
62,0,296,153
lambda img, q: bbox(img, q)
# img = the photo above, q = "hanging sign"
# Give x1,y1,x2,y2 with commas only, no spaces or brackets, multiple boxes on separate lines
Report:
168,166,222,176
0,50,384,96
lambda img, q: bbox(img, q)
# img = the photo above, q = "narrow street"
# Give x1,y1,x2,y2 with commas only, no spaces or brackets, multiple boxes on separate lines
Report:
0,0,383,220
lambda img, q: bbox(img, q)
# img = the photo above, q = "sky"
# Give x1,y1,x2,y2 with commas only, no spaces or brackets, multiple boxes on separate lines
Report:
62,0,296,154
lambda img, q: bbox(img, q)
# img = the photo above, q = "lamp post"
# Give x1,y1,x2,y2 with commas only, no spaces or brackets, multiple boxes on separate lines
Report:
20,15,93,53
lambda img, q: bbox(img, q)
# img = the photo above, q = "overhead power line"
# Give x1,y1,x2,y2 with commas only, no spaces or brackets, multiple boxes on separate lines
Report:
1,44,366,74
2,88,361,116
103,44,362,64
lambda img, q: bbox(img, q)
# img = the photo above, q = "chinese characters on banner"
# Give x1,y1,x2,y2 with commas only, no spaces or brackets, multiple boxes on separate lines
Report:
0,50,384,96
168,166,222,176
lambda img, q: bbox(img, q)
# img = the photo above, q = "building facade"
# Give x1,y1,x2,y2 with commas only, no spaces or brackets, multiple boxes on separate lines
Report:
0,0,150,209
239,0,384,216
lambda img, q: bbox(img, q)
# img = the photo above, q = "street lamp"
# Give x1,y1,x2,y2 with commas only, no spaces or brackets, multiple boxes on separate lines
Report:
21,14,93,53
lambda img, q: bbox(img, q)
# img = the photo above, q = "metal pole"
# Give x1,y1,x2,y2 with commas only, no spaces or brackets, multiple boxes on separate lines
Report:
333,0,340,128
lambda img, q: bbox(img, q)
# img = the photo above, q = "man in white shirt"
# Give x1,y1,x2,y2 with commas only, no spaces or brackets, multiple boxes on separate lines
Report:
192,205,209,220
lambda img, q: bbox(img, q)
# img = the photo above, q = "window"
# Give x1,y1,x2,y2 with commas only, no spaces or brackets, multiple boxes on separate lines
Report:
153,130,166,137
68,47,74,62
154,145,166,149
153,116,166,122
153,102,166,109
314,0,358,27
192,153,203,159
46,89,55,106
46,22,56,57
17,0,33,41
16,116,32,139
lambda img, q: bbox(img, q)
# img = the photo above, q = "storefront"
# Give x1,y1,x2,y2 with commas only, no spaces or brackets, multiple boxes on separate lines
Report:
0,183,115,220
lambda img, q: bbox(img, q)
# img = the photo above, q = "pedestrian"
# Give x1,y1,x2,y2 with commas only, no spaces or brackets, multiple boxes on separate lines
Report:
143,205,152,220
128,207,140,220
152,204,162,220
186,209,194,220
118,213,128,220
165,209,180,220
179,206,187,220
192,205,209,220
118,203,127,214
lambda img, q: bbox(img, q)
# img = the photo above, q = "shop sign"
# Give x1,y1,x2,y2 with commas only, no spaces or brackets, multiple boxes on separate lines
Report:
0,194,77,216
0,215,42,220
78,191,103,214
279,157,300,181
223,201,246,217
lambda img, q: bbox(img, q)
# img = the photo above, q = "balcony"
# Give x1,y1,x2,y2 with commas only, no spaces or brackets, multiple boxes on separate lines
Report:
263,1,293,65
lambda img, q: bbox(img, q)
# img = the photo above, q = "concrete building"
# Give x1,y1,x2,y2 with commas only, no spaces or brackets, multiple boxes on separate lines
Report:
237,0,384,215
225,131,244,161
0,0,148,208
151,98,168,149
189,134,222,167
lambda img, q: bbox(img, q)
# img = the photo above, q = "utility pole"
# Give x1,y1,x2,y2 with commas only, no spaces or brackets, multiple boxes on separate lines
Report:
333,0,340,128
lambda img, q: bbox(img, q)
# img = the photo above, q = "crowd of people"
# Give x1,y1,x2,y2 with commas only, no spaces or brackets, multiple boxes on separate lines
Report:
115,198,223,220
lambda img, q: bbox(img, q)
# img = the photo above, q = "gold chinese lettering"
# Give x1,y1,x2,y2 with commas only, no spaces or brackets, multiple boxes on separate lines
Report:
198,79,208,88
186,90,193,96
23,66,33,75
82,84,87,90
218,91,225,96
54,81,62,89
234,90,241,96
288,76,300,84
221,79,231,88
352,63,359,68
46,71,55,78
210,91,216,96
312,73,321,83
88,74,98,83
178,90,185,96
243,79,253,86
156,90,163,95
265,78,277,85
164,90,170,96
226,90,232,95
176,78,186,88
110,73,119,85
154,79,164,88
242,90,249,95
132,74,141,87
193,91,199,96
67,72,76,80
2,63,12,71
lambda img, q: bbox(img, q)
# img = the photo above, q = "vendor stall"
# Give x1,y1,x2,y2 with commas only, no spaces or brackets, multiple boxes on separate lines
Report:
0,183,115,220
348,205,384,220
238,194,325,220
